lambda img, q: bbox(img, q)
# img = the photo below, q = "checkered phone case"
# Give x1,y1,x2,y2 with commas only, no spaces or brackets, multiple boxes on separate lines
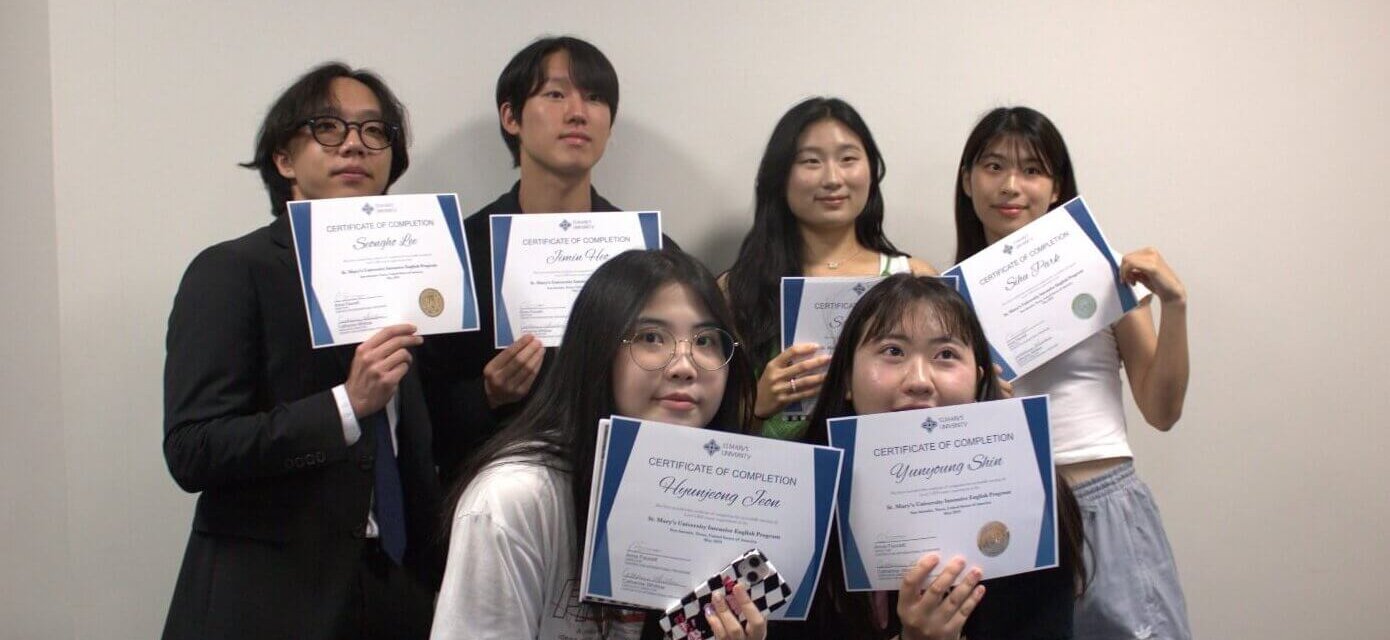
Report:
658,549,792,640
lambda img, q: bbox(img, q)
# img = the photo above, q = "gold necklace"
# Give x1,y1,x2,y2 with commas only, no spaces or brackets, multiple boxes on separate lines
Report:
825,245,864,270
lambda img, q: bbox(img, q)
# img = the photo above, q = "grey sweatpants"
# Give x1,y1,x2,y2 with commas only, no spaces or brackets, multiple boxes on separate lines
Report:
1073,461,1192,640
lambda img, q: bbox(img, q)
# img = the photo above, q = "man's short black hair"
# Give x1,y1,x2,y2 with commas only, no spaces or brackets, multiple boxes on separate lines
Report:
495,36,619,168
241,62,410,216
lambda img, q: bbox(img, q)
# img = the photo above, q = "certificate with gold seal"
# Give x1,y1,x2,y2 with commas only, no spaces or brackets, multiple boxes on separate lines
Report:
287,193,480,348
826,396,1057,590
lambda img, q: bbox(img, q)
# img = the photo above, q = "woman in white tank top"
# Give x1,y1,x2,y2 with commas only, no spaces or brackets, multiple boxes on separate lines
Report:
952,106,1192,639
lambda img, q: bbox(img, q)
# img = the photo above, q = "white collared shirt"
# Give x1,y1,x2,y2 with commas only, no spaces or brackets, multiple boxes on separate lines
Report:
331,385,398,538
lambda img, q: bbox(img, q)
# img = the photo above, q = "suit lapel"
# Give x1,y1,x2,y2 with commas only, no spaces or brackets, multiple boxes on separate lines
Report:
269,214,298,273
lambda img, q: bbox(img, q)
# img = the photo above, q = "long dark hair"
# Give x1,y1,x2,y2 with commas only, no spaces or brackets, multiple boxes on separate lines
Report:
954,107,1077,263
442,249,755,630
241,62,410,216
796,275,1087,636
726,97,905,362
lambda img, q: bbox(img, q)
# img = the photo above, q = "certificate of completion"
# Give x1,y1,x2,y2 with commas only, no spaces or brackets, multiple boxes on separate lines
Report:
580,417,843,620
942,196,1139,381
490,212,661,347
287,193,479,348
779,276,884,418
826,396,1057,591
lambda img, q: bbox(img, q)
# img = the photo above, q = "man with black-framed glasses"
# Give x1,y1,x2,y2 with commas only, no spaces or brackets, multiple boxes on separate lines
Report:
162,62,443,640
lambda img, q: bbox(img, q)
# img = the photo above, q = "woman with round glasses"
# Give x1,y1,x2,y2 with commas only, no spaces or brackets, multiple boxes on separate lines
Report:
432,249,766,640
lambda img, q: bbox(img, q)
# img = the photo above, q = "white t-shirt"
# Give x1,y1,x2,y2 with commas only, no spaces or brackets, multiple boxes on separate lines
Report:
432,457,646,640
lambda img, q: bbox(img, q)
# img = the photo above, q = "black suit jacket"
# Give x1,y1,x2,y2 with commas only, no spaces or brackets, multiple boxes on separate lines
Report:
161,214,444,640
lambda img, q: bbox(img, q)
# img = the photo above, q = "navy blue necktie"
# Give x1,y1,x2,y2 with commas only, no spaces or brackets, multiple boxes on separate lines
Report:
364,410,407,564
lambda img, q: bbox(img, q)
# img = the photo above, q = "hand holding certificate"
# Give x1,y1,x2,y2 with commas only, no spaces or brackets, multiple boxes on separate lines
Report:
288,193,479,348
491,211,662,347
827,396,1057,591
778,276,884,418
580,417,842,620
778,276,962,417
943,196,1140,381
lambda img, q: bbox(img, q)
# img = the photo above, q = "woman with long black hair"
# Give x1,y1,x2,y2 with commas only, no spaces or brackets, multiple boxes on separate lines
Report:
724,97,935,442
953,106,1190,639
432,249,765,640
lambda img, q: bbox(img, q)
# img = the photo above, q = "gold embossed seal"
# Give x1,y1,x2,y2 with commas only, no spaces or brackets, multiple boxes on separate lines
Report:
419,288,445,318
977,521,1010,557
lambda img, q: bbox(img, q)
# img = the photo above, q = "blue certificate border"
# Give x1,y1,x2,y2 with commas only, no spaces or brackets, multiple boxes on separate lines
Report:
785,446,842,619
437,195,479,331
288,202,335,347
489,215,515,346
1022,396,1057,568
586,417,644,597
636,211,661,250
779,278,807,415
780,278,806,351
826,417,874,590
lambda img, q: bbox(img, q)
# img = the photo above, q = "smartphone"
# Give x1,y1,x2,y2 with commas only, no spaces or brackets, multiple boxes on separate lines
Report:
659,548,792,640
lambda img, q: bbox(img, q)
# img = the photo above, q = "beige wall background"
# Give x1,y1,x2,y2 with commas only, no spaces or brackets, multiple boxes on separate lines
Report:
4,0,1387,637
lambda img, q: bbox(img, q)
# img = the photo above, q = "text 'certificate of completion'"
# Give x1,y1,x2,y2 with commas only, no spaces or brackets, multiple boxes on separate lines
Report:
580,417,842,620
288,194,479,348
827,396,1057,591
490,212,661,347
942,196,1139,381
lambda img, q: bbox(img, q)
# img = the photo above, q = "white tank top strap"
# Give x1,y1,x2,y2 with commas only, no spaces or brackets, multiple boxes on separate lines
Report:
878,253,912,275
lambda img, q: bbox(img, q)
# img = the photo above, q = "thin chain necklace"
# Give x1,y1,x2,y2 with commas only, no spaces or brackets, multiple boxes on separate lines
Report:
825,245,864,270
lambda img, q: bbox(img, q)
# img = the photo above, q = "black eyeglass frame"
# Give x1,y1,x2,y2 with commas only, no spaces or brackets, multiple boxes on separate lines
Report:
298,115,401,150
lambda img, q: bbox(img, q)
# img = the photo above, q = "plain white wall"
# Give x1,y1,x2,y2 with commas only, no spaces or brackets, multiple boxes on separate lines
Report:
1,0,72,638
10,0,1389,637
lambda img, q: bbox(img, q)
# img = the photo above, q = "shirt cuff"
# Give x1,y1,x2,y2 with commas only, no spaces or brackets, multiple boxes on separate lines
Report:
332,384,362,445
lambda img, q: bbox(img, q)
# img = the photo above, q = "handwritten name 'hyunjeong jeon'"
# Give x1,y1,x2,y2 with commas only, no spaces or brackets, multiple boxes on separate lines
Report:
656,476,784,508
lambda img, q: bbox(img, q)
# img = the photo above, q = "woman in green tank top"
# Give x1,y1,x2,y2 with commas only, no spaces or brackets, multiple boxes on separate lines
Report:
721,97,935,440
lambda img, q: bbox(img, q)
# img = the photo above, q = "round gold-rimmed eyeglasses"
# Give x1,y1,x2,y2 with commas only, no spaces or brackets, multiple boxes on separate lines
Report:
621,326,739,371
